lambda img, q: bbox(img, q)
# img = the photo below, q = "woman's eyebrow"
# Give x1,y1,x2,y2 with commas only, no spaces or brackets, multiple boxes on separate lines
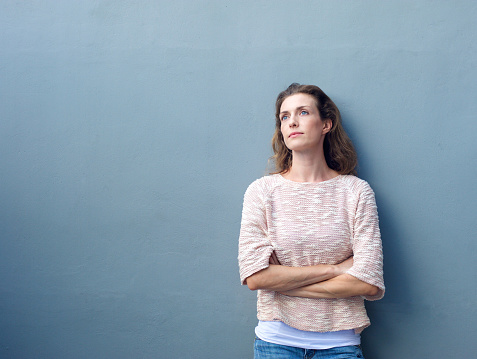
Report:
280,105,310,114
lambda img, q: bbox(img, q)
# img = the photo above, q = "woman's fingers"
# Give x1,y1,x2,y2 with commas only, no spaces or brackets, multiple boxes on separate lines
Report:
269,251,281,265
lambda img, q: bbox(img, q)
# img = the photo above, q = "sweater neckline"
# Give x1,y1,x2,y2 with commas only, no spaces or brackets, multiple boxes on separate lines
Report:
275,173,343,185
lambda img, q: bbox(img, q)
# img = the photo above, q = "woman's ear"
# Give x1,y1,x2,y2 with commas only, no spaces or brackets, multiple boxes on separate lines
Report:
322,119,332,134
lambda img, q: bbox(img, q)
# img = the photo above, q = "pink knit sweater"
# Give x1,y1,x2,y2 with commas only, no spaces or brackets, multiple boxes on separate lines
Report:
238,174,384,333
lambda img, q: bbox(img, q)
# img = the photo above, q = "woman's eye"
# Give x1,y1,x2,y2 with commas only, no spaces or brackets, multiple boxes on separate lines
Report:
300,110,308,115
281,115,289,121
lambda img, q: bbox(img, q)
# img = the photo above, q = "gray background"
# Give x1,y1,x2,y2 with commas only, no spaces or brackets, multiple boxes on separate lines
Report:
1,1,476,358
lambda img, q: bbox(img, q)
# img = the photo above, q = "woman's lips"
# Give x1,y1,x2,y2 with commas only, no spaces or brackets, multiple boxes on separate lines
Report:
289,132,303,138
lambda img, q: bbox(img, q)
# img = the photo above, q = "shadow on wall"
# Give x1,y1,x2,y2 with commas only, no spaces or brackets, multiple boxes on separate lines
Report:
360,191,413,359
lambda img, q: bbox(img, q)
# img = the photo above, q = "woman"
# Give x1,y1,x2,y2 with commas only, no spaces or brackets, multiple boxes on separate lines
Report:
238,83,384,358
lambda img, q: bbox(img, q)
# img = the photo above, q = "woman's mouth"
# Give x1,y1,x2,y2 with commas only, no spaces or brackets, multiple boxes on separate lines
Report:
289,132,303,138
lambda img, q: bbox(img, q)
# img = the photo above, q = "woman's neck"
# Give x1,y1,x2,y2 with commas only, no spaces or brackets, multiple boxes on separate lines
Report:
283,151,339,183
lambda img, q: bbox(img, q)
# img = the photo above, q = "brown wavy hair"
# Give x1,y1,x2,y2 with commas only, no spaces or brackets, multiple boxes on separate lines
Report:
271,83,357,175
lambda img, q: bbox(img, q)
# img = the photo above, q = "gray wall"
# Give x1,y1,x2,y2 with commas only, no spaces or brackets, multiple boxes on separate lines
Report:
1,1,476,358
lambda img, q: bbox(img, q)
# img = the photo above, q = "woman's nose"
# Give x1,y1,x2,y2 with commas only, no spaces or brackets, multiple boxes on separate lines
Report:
289,114,298,127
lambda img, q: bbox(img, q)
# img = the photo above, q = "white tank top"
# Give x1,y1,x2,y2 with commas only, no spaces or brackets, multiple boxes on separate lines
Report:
255,321,361,350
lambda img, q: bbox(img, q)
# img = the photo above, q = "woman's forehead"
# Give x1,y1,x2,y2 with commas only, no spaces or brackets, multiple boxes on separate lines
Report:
281,93,316,111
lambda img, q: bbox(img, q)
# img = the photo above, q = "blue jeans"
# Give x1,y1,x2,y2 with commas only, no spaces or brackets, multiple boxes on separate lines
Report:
254,338,365,359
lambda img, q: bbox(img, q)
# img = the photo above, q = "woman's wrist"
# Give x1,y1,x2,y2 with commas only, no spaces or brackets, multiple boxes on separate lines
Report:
334,256,354,276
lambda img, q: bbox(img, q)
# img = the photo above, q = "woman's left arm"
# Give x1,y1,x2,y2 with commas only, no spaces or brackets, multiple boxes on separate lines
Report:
280,273,379,299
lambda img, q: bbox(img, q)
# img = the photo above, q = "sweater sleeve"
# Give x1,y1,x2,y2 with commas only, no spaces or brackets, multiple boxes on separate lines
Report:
238,180,273,285
346,181,385,300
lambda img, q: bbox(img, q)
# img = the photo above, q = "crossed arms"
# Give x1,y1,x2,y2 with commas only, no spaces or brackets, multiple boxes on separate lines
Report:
245,252,379,299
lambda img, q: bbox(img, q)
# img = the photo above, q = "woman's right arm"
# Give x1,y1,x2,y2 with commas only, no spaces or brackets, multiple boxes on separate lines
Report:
245,256,353,291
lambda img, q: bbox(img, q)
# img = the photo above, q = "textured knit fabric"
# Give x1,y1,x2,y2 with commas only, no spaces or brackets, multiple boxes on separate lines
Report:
238,174,384,333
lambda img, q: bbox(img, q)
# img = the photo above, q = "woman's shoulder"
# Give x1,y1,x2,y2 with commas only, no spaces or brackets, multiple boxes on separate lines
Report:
339,175,375,195
245,174,282,193
242,175,283,205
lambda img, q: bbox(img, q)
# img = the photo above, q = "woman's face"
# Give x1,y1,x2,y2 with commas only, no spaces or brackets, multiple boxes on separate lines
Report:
279,93,330,153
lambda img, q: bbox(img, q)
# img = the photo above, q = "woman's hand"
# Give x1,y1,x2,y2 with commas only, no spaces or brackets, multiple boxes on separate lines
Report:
335,256,353,275
269,251,281,265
